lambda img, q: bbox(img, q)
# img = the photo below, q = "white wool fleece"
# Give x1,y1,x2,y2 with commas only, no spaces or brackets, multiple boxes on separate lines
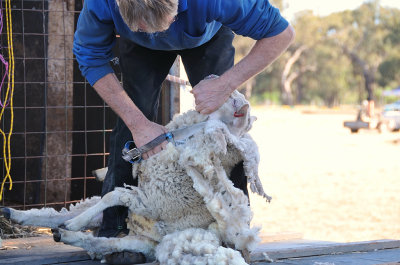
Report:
156,228,248,265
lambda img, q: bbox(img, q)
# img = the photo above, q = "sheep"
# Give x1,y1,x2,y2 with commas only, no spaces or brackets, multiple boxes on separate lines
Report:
1,90,270,264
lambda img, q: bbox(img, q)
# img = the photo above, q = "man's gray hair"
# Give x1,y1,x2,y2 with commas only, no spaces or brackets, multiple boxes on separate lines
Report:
117,0,178,33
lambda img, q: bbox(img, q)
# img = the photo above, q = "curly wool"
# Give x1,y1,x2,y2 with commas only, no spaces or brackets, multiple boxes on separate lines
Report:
156,228,247,265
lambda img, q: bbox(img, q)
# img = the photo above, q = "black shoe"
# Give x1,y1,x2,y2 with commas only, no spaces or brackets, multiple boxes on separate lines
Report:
104,251,146,265
97,205,129,238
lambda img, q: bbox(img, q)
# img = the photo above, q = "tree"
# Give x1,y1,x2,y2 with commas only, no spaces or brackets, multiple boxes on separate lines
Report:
324,1,392,113
279,11,324,105
234,0,400,107
378,7,400,88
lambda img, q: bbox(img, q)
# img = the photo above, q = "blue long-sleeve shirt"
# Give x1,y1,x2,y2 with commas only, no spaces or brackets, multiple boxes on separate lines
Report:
73,0,289,86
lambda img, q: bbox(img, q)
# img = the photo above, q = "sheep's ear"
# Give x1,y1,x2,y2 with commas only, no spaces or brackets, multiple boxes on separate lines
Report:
245,115,257,132
250,116,257,125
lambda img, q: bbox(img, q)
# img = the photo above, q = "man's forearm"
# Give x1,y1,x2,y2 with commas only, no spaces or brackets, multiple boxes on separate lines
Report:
92,73,149,134
191,25,295,115
92,73,167,157
221,25,295,91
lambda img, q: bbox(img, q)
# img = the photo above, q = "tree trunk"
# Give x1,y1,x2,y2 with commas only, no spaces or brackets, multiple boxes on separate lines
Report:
281,45,307,105
342,45,376,116
243,78,254,99
42,0,75,204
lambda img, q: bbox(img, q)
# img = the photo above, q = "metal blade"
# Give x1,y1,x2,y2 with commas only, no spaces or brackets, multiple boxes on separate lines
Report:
170,122,207,142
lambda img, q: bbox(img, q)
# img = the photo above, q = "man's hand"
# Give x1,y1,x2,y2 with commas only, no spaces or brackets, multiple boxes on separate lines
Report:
131,121,168,160
93,74,169,160
191,76,233,115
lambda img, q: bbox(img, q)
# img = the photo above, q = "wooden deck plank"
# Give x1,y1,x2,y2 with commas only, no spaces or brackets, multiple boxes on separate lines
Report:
0,252,91,265
1,236,399,264
251,239,400,262
254,248,400,265
0,236,92,265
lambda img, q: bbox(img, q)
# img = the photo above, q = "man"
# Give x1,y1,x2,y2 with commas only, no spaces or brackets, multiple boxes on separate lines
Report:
74,0,294,262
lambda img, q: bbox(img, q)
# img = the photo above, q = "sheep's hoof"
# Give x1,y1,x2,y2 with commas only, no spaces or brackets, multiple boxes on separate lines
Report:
240,249,251,264
0,207,11,219
52,228,61,242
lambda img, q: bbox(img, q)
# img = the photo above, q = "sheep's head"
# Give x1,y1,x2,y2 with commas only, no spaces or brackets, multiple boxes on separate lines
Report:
209,90,256,137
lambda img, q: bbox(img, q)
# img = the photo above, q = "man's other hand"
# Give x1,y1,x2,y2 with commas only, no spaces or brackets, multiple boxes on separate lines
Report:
191,76,233,115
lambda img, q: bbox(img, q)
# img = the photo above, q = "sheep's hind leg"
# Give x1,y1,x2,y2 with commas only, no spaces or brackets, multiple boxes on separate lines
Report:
0,196,102,229
52,228,156,261
64,187,151,231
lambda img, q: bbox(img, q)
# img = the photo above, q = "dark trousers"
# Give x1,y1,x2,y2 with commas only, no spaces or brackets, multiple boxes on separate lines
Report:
98,26,248,237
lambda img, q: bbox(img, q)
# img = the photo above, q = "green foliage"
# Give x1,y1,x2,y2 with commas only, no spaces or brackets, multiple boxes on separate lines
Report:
378,57,400,87
232,1,400,106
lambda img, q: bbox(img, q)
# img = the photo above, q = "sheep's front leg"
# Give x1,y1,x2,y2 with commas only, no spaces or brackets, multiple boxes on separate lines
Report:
0,196,102,229
64,187,150,231
52,228,156,260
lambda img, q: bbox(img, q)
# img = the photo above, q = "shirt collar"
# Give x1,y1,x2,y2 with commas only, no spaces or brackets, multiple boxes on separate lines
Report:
178,0,188,13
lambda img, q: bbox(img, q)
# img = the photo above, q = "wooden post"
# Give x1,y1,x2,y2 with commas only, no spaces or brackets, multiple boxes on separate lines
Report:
42,0,75,205
158,58,180,125
169,57,181,119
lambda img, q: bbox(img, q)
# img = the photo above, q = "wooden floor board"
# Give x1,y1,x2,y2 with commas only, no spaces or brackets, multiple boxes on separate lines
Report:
1,236,399,264
254,248,400,265
252,239,400,262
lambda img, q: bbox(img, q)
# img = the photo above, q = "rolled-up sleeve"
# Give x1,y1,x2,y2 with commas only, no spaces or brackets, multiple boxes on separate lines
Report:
210,0,289,40
73,0,116,86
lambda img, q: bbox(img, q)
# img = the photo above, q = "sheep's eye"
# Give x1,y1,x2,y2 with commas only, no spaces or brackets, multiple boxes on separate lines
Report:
233,99,237,108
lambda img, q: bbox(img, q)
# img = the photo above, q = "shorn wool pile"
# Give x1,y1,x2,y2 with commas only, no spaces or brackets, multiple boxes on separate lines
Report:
1,90,271,264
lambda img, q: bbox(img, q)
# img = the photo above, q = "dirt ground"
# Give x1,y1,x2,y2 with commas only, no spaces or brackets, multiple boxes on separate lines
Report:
248,106,400,243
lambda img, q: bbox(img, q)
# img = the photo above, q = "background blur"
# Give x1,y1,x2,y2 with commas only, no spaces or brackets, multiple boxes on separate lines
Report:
231,0,400,243
234,0,400,107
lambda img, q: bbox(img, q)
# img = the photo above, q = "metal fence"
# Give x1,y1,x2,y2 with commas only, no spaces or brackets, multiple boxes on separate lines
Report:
0,0,114,210
0,0,179,211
